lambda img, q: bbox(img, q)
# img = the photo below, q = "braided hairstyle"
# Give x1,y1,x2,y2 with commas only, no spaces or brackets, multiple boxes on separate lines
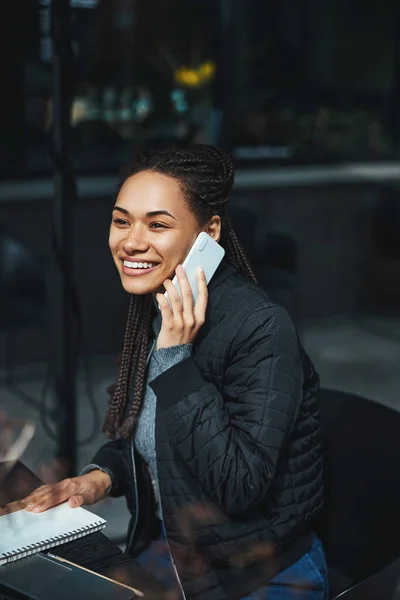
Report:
103,144,257,439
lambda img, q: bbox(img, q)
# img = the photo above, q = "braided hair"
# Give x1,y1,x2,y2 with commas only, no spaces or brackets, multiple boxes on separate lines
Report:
103,144,257,439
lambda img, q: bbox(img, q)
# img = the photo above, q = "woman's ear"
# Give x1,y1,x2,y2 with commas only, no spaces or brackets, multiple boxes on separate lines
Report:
206,216,221,242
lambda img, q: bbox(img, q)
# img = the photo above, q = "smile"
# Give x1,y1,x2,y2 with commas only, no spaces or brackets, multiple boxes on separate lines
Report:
122,260,159,277
124,260,155,269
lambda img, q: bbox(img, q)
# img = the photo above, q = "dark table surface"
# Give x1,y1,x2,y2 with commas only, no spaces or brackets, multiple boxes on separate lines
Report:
0,461,168,599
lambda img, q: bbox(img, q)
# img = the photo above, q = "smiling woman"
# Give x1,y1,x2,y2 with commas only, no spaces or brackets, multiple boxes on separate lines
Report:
103,150,245,440
108,170,220,296
19,145,326,600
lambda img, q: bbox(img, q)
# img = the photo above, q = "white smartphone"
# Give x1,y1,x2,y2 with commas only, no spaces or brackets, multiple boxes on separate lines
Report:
165,232,225,304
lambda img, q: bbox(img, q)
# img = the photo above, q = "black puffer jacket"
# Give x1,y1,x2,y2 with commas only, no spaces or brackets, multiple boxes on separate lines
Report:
92,263,323,600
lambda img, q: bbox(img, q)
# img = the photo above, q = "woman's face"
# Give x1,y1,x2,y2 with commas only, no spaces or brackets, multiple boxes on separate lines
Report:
109,171,219,296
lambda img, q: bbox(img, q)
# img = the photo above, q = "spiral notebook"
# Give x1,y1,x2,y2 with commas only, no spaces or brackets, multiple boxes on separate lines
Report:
0,503,106,566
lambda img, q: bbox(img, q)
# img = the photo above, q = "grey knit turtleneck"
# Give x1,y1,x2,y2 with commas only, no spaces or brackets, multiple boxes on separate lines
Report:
134,309,192,517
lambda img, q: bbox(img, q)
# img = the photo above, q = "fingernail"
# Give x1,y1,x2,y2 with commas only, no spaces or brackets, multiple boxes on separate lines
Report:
177,264,183,273
25,504,33,510
32,506,41,513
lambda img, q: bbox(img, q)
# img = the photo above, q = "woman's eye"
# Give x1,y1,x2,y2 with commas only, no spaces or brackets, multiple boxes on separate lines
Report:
113,218,128,226
149,222,167,229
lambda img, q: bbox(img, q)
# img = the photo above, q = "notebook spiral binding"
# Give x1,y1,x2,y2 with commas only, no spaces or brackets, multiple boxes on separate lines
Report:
2,521,105,564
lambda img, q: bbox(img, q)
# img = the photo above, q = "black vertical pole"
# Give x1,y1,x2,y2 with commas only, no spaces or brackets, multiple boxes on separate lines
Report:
0,0,25,174
215,0,235,149
50,0,77,477
393,1,400,155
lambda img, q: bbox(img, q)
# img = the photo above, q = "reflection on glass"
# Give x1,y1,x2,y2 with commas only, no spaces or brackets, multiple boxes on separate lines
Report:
22,0,220,174
3,0,398,176
228,0,398,165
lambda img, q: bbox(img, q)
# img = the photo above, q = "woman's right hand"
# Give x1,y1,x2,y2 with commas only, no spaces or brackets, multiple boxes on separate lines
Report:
22,470,111,513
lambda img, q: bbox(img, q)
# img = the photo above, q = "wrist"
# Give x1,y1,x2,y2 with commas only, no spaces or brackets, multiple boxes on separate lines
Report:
84,469,112,494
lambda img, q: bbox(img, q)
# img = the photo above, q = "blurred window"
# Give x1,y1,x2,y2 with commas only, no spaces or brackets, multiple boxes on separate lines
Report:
0,0,399,178
0,0,219,178
228,0,399,166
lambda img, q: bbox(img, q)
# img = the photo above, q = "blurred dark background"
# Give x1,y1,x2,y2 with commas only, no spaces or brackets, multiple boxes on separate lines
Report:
2,0,400,175
0,0,399,540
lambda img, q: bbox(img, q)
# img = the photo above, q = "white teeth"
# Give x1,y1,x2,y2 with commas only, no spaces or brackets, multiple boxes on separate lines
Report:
123,260,154,269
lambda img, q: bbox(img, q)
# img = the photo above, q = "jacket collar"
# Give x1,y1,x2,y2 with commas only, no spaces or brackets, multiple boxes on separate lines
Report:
208,260,236,297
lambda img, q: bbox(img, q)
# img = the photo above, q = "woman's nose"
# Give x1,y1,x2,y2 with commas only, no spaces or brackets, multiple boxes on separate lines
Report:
122,230,149,254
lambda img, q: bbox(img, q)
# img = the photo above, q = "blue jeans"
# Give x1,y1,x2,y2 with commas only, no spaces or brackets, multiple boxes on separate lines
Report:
136,529,328,600
240,535,328,600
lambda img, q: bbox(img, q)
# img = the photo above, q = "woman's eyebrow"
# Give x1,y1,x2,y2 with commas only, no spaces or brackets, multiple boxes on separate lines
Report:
112,206,177,221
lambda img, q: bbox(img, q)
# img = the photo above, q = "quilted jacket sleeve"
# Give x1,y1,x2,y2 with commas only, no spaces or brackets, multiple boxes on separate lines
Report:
87,438,129,498
150,304,303,515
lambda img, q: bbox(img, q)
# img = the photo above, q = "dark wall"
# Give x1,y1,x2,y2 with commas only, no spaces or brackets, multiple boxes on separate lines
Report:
232,186,374,319
1,183,398,367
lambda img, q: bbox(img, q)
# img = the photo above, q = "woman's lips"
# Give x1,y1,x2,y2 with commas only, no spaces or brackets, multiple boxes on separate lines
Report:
121,262,159,277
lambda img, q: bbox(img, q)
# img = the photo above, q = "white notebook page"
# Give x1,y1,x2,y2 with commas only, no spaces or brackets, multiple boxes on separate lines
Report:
0,503,106,564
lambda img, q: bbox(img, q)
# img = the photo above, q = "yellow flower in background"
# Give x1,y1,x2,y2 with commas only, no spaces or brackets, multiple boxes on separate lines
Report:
199,61,215,79
174,61,216,88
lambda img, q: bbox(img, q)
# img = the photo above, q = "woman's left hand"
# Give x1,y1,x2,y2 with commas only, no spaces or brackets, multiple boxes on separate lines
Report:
156,264,208,350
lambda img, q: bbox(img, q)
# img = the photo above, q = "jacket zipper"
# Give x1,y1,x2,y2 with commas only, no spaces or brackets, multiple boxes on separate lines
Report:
164,527,187,600
126,338,187,598
126,340,155,553
127,433,139,554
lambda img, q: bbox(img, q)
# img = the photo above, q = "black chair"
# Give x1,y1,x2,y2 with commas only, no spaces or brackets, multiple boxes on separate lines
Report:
334,558,400,599
317,389,400,599
0,225,47,407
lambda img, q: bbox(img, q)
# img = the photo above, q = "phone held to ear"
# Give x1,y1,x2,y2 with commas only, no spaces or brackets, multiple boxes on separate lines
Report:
165,232,225,304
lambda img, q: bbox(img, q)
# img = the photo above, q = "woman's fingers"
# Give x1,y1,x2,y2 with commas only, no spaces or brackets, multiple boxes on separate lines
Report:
68,494,85,508
163,278,183,315
194,267,208,325
24,479,79,512
16,472,110,514
156,265,207,348
175,265,196,326
23,485,52,509
157,290,174,326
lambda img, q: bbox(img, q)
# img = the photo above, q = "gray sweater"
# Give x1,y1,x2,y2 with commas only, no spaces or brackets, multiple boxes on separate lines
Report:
83,310,192,518
135,339,192,517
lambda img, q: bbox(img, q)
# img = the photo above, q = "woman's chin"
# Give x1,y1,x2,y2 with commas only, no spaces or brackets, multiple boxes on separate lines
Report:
120,275,160,296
